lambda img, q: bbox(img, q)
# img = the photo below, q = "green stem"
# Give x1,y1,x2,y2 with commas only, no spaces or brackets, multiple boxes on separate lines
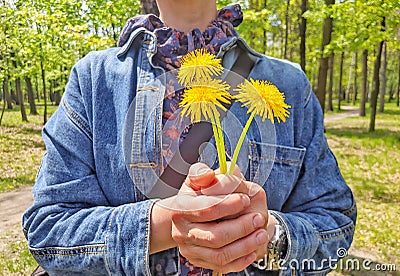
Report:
211,113,227,174
229,112,255,175
210,117,223,169
214,113,227,173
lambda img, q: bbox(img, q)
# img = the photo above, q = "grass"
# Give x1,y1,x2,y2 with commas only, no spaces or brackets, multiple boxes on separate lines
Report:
0,230,38,275
324,102,400,271
0,106,56,192
0,105,57,275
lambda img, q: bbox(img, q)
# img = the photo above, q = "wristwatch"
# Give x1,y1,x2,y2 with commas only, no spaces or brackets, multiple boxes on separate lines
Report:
252,220,288,271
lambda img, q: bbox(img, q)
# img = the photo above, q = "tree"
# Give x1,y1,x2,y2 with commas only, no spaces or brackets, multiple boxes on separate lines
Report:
0,80,7,125
11,54,28,122
25,77,37,115
352,52,358,105
379,40,387,112
284,0,291,59
369,17,386,132
299,0,308,72
327,53,334,111
397,52,400,107
346,53,356,103
316,0,335,113
360,49,368,116
338,51,344,111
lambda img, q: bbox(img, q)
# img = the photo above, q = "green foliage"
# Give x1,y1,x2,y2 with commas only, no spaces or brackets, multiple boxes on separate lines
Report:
0,0,140,90
1,0,400,105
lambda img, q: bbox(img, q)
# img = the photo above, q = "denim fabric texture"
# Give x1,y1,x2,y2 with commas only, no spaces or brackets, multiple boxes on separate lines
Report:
23,26,357,275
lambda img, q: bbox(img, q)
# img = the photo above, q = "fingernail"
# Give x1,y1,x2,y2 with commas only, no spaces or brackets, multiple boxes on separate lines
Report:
253,214,265,228
256,231,268,245
196,167,211,175
191,163,212,176
241,195,250,207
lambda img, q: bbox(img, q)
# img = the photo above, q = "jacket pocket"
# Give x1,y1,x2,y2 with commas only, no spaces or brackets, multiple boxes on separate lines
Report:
249,141,306,210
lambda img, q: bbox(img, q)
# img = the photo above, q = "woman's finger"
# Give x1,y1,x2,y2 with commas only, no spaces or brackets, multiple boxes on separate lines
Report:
181,228,267,273
187,162,217,190
183,212,266,248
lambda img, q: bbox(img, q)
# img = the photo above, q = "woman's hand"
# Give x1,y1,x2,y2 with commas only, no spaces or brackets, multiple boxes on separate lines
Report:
189,162,273,260
169,163,270,273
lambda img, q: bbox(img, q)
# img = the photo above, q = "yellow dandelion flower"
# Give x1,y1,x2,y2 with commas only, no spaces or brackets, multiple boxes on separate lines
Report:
179,79,231,123
228,79,291,174
177,48,224,86
179,78,231,173
235,79,291,124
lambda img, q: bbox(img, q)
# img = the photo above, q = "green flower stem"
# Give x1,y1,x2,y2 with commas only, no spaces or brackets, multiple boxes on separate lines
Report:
211,113,227,174
229,112,255,175
215,113,227,173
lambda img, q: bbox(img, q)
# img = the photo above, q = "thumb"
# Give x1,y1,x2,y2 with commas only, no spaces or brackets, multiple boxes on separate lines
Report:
187,162,216,191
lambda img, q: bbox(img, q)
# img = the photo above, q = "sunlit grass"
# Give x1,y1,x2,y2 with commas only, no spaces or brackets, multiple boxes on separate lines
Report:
0,230,37,275
0,105,56,192
325,103,400,267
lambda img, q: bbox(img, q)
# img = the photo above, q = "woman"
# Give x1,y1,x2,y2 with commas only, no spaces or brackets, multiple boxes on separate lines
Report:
23,0,357,275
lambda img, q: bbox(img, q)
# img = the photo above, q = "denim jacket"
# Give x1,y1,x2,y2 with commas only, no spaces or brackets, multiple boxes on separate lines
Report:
23,27,356,276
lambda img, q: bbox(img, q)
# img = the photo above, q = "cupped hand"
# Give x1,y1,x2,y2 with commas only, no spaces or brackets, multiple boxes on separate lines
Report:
168,162,271,273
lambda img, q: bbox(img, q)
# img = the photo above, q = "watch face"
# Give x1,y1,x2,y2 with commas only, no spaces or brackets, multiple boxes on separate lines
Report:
252,224,288,271
277,231,288,260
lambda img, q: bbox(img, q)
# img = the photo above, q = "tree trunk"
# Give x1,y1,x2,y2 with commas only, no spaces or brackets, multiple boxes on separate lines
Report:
35,74,40,102
0,91,5,126
3,78,12,109
369,14,386,132
338,51,344,111
327,53,334,112
346,53,356,103
12,56,28,122
16,77,28,122
54,79,61,105
360,49,368,116
299,0,307,72
284,0,290,59
369,40,384,132
397,52,400,107
379,40,387,113
49,79,54,103
353,51,358,105
25,76,38,115
0,81,7,125
316,0,335,113
388,83,394,103
41,59,48,125
281,29,285,59
140,0,159,15
11,89,18,105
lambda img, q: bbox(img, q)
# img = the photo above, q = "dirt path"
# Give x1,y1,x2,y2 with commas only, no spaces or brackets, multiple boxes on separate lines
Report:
0,185,33,234
324,106,359,123
0,185,33,258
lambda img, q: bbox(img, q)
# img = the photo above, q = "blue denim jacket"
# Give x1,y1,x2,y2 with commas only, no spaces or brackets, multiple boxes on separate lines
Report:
23,28,356,276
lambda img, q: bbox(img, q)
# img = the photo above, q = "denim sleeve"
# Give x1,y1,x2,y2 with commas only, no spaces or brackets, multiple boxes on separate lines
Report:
22,59,154,275
270,91,357,275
